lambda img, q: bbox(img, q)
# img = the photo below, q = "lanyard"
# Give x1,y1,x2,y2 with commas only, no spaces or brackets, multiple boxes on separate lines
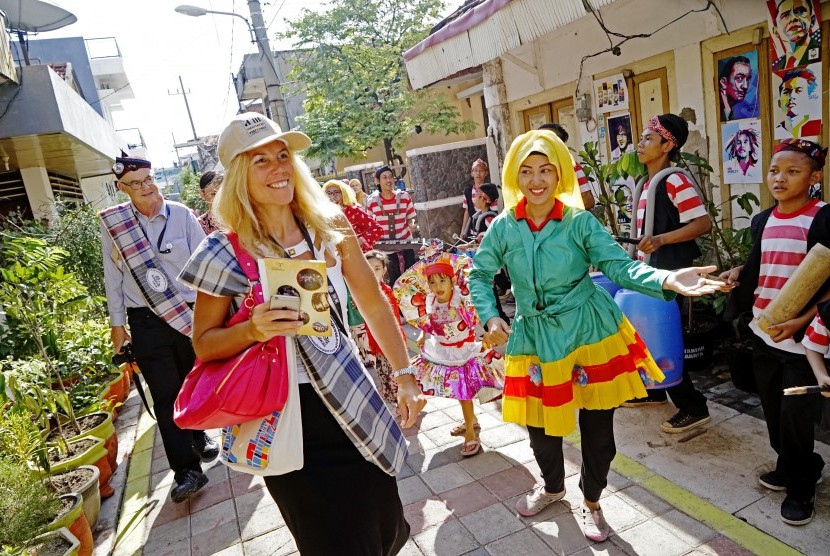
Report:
135,204,172,254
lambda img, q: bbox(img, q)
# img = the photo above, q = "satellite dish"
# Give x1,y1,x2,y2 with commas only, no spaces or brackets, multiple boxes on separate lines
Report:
0,0,76,65
0,0,77,32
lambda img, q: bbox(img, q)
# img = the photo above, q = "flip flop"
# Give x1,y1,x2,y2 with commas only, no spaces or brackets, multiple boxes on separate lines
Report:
460,439,481,457
450,423,481,437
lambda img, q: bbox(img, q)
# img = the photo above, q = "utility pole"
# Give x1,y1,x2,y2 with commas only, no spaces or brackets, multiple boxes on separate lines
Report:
168,75,198,141
245,0,290,131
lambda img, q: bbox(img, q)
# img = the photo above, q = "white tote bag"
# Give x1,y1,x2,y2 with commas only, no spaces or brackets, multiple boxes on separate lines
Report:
218,340,304,476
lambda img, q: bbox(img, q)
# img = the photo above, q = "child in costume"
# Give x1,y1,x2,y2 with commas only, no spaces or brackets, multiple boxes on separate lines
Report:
364,250,406,404
804,300,830,393
722,139,830,526
468,129,728,541
398,251,503,457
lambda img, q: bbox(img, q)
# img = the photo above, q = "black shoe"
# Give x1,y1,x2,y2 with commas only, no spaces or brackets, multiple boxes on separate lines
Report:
781,494,815,525
759,470,787,491
660,411,710,433
171,470,208,504
760,470,822,491
193,431,219,461
621,396,668,408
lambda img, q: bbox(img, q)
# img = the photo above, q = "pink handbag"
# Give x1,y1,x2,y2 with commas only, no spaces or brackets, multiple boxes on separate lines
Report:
174,234,289,430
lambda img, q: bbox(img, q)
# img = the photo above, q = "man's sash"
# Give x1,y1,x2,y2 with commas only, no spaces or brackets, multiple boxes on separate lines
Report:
99,203,193,336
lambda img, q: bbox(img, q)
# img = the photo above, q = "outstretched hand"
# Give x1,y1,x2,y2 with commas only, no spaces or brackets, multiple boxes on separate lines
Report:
663,265,735,296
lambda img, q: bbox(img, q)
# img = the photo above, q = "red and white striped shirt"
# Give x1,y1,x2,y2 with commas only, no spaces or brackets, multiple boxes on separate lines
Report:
462,184,500,211
803,313,830,356
366,191,416,240
574,162,592,195
750,198,826,353
635,172,707,261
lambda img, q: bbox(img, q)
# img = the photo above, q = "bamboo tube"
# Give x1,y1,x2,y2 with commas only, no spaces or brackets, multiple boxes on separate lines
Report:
757,243,830,335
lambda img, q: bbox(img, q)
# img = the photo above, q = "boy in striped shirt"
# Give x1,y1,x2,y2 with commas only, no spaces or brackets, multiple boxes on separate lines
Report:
722,138,830,525
366,165,418,285
622,114,713,435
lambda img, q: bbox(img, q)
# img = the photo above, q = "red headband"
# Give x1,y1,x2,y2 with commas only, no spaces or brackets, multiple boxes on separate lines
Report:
646,116,677,146
424,261,454,277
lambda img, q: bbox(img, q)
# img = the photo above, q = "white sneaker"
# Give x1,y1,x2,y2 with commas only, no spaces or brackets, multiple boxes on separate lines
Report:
515,485,565,516
578,504,610,542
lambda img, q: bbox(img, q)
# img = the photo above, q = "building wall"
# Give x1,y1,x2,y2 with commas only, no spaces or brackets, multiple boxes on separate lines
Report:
406,139,487,242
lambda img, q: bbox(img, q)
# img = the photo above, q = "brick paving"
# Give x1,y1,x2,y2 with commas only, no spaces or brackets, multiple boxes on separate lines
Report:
99,308,830,555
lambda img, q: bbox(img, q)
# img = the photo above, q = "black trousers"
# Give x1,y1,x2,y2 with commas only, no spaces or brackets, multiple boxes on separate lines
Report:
527,408,616,503
752,336,824,499
265,385,409,555
386,248,416,287
127,308,202,475
641,296,709,416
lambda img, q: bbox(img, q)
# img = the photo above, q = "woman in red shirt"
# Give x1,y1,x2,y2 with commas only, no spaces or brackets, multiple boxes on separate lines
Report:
324,180,384,251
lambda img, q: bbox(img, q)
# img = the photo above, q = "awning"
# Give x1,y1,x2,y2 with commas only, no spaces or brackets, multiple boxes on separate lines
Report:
404,0,619,89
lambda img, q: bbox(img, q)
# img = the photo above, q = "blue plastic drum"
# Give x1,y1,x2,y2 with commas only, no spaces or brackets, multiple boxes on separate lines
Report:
590,272,622,298
613,288,683,389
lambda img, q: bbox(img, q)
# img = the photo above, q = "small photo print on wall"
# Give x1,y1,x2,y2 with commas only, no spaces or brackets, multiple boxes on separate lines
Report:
607,114,634,162
718,50,760,122
767,0,821,72
594,74,629,113
722,120,762,184
772,63,822,139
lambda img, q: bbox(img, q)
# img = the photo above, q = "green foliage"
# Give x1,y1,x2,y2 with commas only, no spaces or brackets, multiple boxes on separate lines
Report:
577,143,645,236
282,0,476,162
179,168,207,213
0,200,107,300
0,409,49,472
0,459,60,549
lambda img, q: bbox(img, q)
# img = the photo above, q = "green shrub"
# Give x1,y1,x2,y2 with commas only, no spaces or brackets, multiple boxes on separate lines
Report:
0,459,59,549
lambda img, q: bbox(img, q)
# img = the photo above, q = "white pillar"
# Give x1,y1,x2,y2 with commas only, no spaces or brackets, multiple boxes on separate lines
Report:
80,175,117,209
483,58,513,182
21,167,58,223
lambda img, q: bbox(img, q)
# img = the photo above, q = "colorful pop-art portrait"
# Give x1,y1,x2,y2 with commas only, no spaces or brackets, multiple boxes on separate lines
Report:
717,50,761,122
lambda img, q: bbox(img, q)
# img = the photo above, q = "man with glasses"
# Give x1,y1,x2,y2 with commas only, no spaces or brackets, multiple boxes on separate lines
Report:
99,156,217,504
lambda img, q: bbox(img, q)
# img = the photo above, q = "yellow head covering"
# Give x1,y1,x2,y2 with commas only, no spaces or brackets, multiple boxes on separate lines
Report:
500,129,584,211
322,179,357,206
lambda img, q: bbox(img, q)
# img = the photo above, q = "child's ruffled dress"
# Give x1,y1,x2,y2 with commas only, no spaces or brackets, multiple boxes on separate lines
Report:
413,287,503,403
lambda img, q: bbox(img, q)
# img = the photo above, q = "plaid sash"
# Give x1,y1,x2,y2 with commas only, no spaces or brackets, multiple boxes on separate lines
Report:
296,317,407,476
100,203,193,336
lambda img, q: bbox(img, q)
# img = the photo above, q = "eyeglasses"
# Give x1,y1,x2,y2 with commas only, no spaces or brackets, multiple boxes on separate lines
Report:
119,176,155,190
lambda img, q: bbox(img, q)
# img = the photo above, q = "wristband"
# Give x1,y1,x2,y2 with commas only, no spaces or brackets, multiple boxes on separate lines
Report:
393,366,417,379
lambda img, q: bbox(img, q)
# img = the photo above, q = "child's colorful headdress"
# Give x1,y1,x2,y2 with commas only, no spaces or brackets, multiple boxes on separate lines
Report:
424,253,454,277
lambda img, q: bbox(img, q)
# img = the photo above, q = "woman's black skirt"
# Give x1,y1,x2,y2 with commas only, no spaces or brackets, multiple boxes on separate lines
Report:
264,384,410,555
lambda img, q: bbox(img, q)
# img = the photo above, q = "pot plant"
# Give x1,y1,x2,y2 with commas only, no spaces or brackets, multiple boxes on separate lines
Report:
24,527,80,556
45,494,93,556
47,466,100,532
0,458,60,554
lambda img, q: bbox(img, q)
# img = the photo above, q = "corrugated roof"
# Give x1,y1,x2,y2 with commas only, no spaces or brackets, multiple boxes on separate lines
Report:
405,0,619,89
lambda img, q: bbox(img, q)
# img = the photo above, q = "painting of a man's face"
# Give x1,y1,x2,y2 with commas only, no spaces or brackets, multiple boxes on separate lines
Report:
776,0,812,44
779,76,810,117
735,134,751,160
722,62,752,103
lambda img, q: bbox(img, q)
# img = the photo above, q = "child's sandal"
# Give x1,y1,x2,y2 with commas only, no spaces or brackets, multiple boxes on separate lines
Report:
460,439,481,457
450,422,481,437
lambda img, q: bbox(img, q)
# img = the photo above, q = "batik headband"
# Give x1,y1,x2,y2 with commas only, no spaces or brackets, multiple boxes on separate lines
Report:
471,158,488,171
646,116,677,146
773,138,828,168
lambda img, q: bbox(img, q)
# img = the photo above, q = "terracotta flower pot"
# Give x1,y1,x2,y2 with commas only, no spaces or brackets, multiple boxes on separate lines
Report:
48,494,93,556
72,412,119,474
27,526,80,556
49,465,101,531
49,436,115,499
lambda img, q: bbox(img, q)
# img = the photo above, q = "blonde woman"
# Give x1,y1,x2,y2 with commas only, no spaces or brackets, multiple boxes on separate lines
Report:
349,177,369,207
179,113,422,555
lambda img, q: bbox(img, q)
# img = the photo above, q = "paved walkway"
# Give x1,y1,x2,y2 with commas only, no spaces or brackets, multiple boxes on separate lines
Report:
100,372,830,556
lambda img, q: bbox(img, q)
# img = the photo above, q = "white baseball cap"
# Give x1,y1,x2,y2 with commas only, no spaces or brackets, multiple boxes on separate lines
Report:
218,112,312,167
